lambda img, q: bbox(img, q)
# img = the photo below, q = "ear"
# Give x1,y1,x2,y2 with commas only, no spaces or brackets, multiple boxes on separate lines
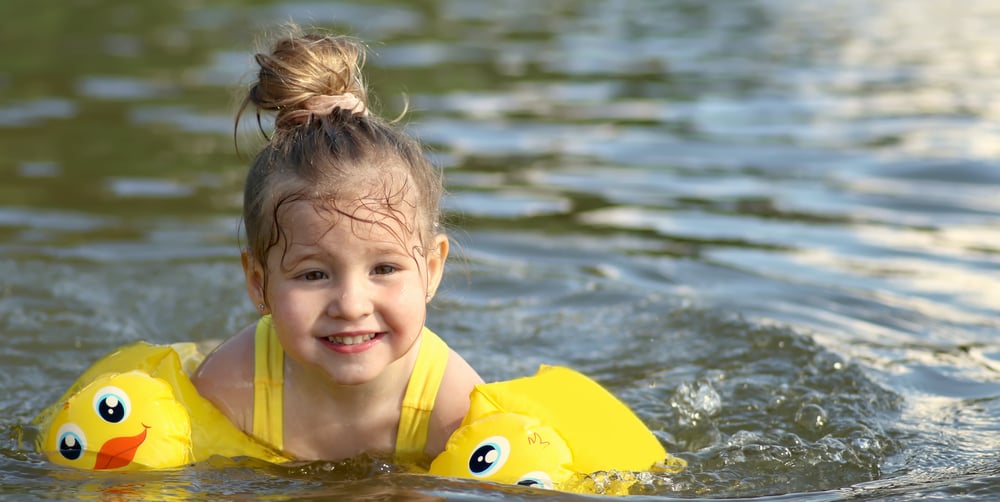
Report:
425,234,449,302
242,250,267,311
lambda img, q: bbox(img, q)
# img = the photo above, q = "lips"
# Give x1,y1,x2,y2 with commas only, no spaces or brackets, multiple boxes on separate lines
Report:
94,425,149,470
319,331,384,353
325,333,377,345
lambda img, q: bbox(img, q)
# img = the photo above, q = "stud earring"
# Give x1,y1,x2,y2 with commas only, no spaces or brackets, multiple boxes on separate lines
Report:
257,303,266,312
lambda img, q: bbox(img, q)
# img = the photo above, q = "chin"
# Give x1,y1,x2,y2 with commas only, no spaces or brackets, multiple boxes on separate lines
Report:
322,365,386,387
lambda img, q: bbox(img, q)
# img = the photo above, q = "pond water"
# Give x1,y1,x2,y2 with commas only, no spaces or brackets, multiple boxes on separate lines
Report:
3,0,999,500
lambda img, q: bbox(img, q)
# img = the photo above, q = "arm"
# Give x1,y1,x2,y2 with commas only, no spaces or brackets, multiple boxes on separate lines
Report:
425,349,483,457
191,323,257,434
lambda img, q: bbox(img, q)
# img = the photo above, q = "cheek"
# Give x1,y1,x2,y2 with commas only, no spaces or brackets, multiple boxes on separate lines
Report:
390,275,427,303
377,280,427,326
270,283,322,317
379,282,410,307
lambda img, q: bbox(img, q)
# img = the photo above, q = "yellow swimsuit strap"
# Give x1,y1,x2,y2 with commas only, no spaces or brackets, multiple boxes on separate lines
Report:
252,315,284,451
395,327,449,462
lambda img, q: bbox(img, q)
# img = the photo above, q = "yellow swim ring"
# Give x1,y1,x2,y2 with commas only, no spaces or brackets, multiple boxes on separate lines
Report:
33,341,287,470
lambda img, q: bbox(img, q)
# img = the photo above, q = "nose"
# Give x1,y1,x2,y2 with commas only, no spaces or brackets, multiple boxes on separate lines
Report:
328,276,373,321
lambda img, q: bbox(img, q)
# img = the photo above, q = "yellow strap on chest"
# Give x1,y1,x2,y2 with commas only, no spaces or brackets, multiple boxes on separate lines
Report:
395,328,448,463
253,315,284,451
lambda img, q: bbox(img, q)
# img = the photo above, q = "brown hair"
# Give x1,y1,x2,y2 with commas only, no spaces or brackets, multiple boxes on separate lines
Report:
236,30,444,287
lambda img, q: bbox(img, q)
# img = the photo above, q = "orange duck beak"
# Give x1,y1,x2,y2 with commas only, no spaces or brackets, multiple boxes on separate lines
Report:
94,425,149,470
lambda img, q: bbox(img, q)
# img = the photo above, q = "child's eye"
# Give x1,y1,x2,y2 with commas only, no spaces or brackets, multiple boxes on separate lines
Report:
372,264,396,275
301,271,327,281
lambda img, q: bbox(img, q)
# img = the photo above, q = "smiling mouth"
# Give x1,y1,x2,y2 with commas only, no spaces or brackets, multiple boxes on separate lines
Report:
325,333,378,345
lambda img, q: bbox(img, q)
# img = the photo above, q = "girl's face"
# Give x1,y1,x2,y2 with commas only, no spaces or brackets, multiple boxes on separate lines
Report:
246,198,447,386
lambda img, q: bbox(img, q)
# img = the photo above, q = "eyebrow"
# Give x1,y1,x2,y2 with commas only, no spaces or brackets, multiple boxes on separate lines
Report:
367,243,415,259
281,240,413,264
278,247,317,271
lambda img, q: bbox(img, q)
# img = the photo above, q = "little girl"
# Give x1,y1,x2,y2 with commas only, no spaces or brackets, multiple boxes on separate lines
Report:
192,30,482,465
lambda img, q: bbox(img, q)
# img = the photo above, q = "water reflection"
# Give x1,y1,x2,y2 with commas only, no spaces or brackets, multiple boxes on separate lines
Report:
0,99,76,126
2,0,1000,499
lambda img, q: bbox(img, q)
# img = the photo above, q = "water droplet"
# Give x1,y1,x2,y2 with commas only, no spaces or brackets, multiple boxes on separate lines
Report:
794,403,828,432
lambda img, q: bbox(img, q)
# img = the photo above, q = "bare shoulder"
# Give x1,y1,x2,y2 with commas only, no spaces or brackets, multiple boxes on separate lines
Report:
191,322,257,432
425,349,483,456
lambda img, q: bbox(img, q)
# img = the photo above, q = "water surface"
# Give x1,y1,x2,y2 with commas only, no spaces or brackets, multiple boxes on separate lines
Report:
2,1,999,500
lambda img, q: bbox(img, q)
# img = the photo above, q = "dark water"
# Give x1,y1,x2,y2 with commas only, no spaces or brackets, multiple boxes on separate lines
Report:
3,0,999,500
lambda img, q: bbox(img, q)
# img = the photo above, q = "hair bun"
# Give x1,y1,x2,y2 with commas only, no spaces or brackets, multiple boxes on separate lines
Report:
247,32,369,128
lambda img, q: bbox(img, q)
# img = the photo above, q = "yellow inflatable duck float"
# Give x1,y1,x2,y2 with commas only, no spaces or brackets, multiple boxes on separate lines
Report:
428,365,684,493
35,345,683,494
33,341,287,470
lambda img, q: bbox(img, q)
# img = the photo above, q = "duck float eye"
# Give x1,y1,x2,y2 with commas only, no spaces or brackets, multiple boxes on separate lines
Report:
516,471,554,490
55,423,86,461
92,386,130,423
468,435,510,477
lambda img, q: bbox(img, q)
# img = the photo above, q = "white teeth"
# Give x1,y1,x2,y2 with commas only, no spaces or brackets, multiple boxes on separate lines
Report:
326,333,376,345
